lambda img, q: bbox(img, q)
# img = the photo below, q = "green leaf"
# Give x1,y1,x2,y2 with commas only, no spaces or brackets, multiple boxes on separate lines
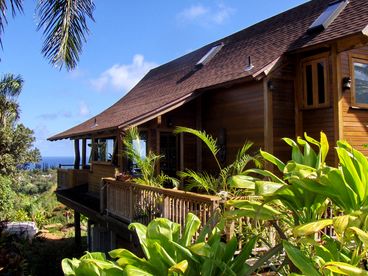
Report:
168,260,188,275
283,137,304,164
189,242,211,257
260,150,285,171
123,265,154,276
245,168,286,184
348,227,368,247
283,241,320,276
129,223,150,259
227,175,255,189
225,200,280,220
323,262,368,275
255,181,284,196
230,236,257,272
62,258,80,276
223,236,238,263
180,213,201,247
293,219,333,237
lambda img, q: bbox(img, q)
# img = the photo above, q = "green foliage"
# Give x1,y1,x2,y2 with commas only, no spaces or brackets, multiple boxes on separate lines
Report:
62,213,259,276
0,175,15,220
123,126,178,187
174,126,261,195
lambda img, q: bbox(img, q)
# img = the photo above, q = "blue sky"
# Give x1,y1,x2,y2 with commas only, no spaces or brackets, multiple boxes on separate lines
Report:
1,0,307,157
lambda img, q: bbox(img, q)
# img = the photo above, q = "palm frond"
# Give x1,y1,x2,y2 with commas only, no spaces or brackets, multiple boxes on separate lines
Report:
0,0,23,47
36,0,95,70
0,73,23,98
174,126,221,170
178,170,218,194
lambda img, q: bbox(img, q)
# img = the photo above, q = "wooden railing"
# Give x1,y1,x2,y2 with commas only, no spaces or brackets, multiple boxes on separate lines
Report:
101,178,221,226
57,169,89,190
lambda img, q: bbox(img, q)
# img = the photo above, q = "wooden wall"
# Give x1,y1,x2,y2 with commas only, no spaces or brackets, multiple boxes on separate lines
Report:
272,78,296,163
89,163,117,194
201,81,265,171
340,46,368,155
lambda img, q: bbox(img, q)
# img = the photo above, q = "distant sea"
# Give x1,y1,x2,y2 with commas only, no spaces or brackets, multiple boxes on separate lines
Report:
27,156,75,170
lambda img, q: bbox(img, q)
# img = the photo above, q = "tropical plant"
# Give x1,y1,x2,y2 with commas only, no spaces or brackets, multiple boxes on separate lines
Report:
0,0,95,70
123,126,178,188
62,213,261,276
174,126,261,195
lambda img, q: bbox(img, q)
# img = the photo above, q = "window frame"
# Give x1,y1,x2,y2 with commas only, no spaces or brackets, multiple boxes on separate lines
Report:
92,136,117,165
350,54,368,109
301,55,330,109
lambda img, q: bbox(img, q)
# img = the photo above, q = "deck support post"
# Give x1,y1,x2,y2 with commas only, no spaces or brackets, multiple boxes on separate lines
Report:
82,138,87,169
74,211,81,246
74,139,80,169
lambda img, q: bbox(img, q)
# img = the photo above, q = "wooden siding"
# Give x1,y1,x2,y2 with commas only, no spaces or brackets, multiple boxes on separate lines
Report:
272,78,296,163
202,81,265,171
340,46,368,155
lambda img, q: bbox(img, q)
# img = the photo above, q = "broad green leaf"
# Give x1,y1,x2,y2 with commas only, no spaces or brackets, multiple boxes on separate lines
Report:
260,150,285,172
109,249,153,273
323,261,368,275
245,168,286,184
293,219,333,237
75,260,102,276
180,213,201,247
336,147,365,203
333,215,361,237
82,252,106,261
227,175,255,189
168,260,188,275
123,265,154,276
129,223,150,258
223,236,238,263
283,137,304,164
225,200,280,220
297,136,317,167
146,218,181,242
189,242,211,257
283,241,320,276
255,181,284,196
62,258,80,276
169,240,199,263
348,227,368,247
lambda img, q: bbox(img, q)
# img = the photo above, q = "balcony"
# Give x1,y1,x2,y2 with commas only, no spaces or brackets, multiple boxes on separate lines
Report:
101,178,221,226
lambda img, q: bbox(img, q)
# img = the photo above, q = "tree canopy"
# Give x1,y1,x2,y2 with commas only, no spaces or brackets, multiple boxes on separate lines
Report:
0,73,40,175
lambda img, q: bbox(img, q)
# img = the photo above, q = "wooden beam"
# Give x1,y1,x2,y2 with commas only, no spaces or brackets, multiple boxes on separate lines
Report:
179,133,184,171
74,211,81,246
74,139,80,169
295,57,303,137
82,139,87,169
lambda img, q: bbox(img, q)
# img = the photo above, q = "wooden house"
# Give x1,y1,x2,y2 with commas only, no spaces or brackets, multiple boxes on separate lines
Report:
49,0,368,251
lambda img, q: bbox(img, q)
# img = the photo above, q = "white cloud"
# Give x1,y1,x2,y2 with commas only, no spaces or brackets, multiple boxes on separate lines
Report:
79,101,90,116
177,3,234,26
90,54,157,93
178,5,208,21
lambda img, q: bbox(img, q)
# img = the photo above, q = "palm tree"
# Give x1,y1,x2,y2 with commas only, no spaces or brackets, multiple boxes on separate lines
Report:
0,0,95,70
0,73,23,127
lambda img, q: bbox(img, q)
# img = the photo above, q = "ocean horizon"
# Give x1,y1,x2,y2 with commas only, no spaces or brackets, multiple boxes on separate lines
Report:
28,156,75,169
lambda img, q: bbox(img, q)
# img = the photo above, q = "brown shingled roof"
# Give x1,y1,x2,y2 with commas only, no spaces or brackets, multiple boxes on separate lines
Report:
49,0,368,141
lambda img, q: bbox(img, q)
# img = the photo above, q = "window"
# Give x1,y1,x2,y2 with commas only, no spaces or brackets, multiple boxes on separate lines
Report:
196,43,224,67
351,56,368,108
129,132,147,175
302,57,329,109
93,137,116,163
308,0,349,33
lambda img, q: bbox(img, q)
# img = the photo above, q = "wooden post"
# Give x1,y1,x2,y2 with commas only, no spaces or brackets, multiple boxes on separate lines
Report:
74,139,80,169
196,97,203,171
74,211,81,246
82,138,87,169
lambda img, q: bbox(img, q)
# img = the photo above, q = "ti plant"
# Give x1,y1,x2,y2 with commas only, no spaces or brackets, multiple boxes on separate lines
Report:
62,213,260,276
174,126,261,196
123,126,178,188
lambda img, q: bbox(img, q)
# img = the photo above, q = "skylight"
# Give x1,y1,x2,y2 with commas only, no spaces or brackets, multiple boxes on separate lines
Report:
196,43,224,67
308,0,349,33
